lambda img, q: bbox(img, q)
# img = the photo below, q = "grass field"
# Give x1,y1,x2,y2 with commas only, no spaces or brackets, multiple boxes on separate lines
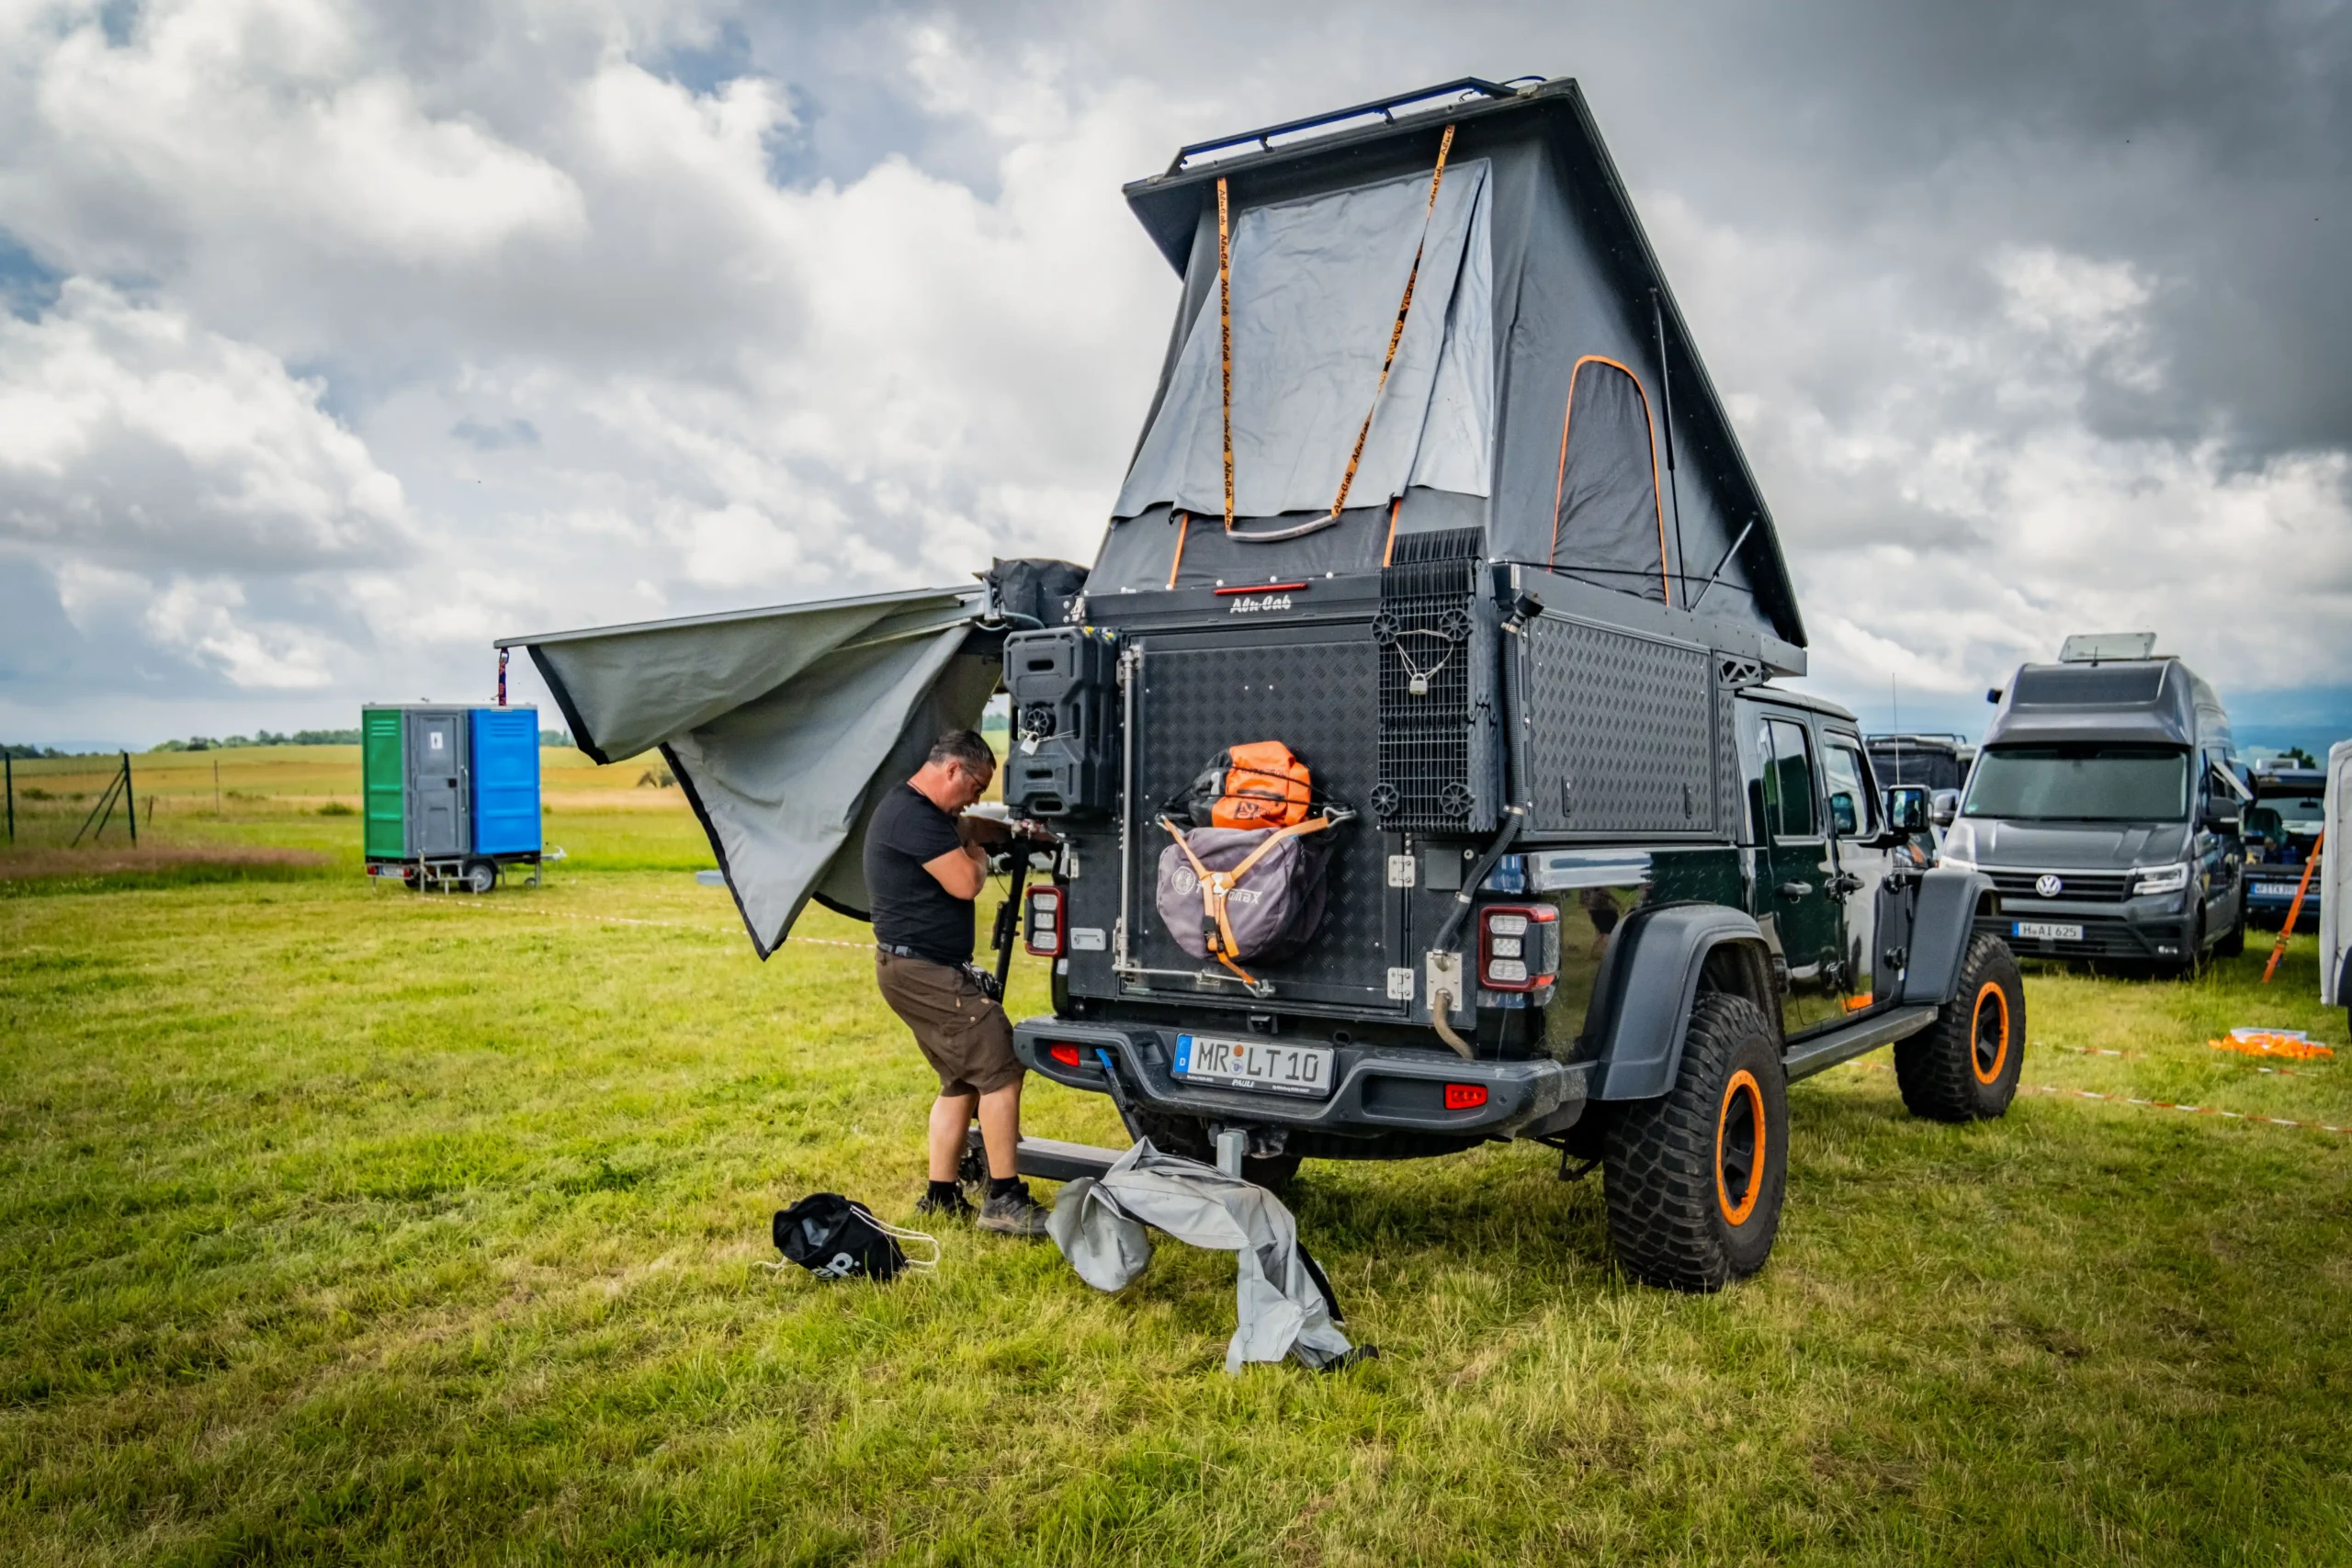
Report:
3,750,2349,1564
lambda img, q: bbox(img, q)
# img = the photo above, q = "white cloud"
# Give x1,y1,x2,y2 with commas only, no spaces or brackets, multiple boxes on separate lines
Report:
0,278,410,570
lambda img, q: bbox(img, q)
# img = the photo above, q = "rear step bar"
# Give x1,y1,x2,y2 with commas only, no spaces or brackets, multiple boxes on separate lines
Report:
964,1129,1125,1184
1781,1005,1940,1082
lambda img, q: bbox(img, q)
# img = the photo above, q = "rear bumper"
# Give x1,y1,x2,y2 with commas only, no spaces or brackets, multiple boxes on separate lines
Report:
1012,1017,1589,1141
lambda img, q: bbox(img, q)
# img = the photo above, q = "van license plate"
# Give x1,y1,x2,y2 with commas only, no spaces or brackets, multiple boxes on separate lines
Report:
1172,1034,1335,1099
2012,921,2083,942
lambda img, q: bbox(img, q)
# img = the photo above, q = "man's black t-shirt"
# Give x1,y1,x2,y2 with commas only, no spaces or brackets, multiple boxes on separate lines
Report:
864,783,975,964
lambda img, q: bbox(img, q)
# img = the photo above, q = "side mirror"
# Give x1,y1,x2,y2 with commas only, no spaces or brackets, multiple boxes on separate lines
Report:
1828,791,1859,836
2203,801,2242,832
1885,785,1929,833
1931,790,1961,828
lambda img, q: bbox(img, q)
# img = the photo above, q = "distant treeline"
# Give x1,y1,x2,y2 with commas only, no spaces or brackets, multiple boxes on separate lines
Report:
151,730,364,751
144,728,577,752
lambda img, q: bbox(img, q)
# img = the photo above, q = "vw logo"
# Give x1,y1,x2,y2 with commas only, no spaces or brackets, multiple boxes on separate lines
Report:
2035,874,2064,897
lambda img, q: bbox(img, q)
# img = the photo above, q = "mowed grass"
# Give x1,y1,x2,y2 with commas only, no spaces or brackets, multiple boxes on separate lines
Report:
2,753,2349,1564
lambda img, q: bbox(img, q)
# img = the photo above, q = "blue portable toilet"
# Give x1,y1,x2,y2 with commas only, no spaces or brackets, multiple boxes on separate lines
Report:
470,706,542,856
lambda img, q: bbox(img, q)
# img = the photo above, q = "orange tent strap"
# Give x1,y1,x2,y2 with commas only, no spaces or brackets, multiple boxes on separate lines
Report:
1167,510,1190,590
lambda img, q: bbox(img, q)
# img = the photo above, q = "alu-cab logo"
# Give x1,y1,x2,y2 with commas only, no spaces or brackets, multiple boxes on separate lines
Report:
2035,874,2064,897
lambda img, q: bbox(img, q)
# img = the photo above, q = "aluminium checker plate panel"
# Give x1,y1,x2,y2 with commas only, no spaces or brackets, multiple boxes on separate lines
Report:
1520,613,1722,839
1127,628,1403,1011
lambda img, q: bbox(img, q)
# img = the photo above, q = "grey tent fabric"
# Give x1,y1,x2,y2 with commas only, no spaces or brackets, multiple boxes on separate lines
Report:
522,587,975,765
1104,87,1810,657
1112,159,1492,523
1550,357,1668,604
505,586,989,956
1047,1139,1354,1373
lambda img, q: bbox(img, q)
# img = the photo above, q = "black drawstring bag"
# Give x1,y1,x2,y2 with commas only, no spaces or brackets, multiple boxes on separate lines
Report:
772,1194,935,1281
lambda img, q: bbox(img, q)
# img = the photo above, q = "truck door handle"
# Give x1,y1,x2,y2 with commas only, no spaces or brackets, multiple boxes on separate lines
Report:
1776,880,1814,899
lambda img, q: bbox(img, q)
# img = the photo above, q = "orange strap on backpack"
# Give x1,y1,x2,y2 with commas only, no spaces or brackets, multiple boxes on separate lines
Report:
1209,740,1313,829
1162,814,1338,987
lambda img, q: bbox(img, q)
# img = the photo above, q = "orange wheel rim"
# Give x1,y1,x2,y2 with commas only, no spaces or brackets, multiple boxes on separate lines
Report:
1970,980,2010,1085
1715,1068,1766,1226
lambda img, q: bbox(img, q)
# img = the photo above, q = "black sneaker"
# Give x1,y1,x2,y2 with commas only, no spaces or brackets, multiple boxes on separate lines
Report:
976,1182,1052,1238
915,1188,975,1223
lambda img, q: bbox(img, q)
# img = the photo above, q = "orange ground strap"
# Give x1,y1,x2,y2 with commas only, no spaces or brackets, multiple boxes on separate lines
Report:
1217,177,1234,531
1328,123,1455,522
1167,510,1190,590
2261,830,2321,984
1162,816,1337,987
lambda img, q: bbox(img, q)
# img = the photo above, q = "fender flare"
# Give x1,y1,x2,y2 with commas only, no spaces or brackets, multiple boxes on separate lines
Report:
1899,867,1996,1005
1585,902,1774,1100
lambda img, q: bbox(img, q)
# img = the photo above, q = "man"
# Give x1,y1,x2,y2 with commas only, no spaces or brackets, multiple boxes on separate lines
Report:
864,729,1053,1237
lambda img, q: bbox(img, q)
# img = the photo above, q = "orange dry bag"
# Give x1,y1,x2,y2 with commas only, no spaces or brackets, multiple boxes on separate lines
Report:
1181,740,1314,829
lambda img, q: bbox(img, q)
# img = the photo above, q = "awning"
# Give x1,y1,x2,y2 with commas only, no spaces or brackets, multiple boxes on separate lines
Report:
498,586,995,956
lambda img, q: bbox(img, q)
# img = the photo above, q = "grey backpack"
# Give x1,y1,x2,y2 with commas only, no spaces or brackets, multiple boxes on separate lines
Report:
1154,820,1336,981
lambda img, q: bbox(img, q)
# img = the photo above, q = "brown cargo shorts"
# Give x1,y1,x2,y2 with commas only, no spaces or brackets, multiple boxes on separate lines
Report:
875,952,1023,1098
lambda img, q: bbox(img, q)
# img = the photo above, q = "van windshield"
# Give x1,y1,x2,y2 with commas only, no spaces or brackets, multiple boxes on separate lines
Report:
1962,745,2190,823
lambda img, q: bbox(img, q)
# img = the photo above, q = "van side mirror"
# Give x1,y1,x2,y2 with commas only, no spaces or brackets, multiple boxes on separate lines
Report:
1931,789,1961,828
1885,785,1928,833
2203,799,2242,832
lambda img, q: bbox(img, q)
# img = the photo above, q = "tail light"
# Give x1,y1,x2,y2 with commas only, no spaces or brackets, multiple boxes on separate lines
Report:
1443,1083,1488,1111
1046,1042,1084,1068
1023,885,1065,956
1478,904,1560,992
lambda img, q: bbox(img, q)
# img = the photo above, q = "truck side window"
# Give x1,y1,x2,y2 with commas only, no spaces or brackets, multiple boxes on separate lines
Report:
1823,740,1875,838
1761,718,1816,840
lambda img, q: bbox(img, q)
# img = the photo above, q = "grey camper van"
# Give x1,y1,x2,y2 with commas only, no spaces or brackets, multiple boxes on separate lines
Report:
1943,634,2246,973
503,78,2023,1294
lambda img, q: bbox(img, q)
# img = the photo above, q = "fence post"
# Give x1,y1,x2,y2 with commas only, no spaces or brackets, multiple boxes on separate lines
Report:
5,753,12,843
123,752,137,847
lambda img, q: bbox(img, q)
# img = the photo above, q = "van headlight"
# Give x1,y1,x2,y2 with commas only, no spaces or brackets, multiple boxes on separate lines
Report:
2132,863,2190,897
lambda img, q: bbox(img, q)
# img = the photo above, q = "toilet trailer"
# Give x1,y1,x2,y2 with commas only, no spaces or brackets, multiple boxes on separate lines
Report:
361,704,544,892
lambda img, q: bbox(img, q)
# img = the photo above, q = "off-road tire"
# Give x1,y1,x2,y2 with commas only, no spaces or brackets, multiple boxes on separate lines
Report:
1601,993,1788,1292
1894,935,2024,1122
2214,887,2246,958
1131,1111,1301,1193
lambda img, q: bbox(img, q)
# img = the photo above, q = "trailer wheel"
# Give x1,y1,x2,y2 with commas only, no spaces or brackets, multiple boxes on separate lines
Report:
1601,993,1787,1292
461,858,499,896
1894,935,2024,1122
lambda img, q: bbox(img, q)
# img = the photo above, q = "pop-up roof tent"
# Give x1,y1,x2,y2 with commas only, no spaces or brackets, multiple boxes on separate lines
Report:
1089,76,1804,658
499,77,1806,957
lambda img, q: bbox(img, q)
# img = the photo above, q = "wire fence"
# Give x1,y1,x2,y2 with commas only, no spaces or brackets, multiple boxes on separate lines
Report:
3,754,153,850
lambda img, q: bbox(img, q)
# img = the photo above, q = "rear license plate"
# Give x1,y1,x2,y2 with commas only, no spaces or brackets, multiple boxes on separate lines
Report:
2013,920,2084,942
1172,1034,1335,1099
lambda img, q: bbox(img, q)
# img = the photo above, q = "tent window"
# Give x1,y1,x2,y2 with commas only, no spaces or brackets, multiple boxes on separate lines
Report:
1112,159,1493,524
1548,356,1668,605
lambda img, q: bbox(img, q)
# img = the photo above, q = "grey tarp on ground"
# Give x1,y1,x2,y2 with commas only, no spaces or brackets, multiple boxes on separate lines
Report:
501,586,990,957
1111,159,1493,522
1047,1139,1354,1373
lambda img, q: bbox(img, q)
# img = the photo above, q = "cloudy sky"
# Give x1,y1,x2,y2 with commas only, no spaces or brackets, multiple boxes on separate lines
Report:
2,0,2346,750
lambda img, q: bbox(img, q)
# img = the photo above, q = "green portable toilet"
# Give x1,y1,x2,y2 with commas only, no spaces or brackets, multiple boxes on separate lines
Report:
363,706,406,859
